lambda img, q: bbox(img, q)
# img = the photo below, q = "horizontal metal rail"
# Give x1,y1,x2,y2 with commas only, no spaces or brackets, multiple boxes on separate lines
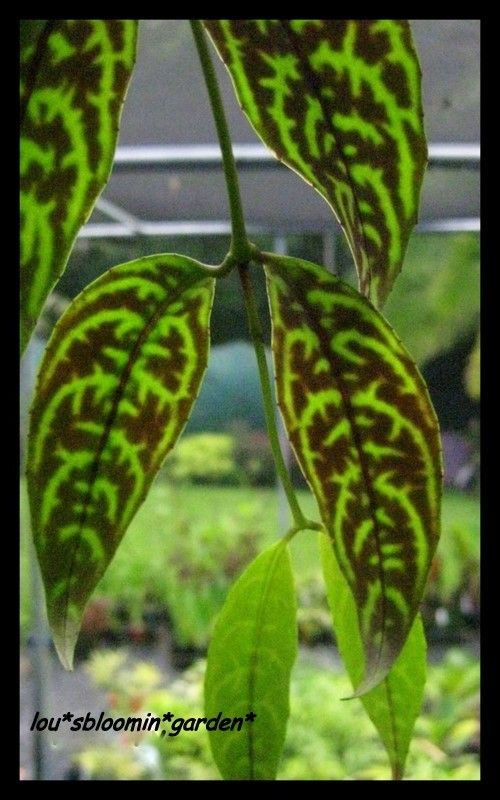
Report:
80,217,480,239
110,142,480,172
80,142,480,239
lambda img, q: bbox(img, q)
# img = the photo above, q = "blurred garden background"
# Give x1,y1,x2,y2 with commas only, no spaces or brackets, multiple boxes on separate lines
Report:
20,229,480,781
20,20,479,781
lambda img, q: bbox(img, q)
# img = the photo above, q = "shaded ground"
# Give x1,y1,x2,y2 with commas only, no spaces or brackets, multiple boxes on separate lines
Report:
20,629,177,781
20,631,479,781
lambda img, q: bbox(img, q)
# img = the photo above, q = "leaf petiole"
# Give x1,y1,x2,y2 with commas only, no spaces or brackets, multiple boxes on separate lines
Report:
190,20,252,263
283,520,325,544
192,20,308,532
238,264,310,531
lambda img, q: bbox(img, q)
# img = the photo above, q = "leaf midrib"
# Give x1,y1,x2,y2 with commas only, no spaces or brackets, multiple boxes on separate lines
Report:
277,19,371,295
268,263,390,676
383,673,401,777
246,542,288,780
60,269,210,651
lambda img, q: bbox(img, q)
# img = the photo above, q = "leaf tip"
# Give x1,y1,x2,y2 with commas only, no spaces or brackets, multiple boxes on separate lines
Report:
341,665,390,700
57,648,75,672
50,615,81,672
52,636,76,671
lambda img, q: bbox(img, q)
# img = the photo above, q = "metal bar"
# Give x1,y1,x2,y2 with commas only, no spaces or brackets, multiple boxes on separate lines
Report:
79,220,265,239
427,143,480,168
110,143,480,172
78,217,480,239
417,217,480,233
95,198,141,233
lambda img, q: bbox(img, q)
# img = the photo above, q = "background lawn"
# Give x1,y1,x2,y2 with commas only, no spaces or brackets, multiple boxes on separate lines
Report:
21,479,479,649
20,479,479,780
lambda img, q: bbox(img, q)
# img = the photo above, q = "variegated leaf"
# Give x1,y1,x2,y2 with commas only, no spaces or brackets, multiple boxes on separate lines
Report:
264,253,441,693
204,19,427,307
27,255,215,669
320,532,426,779
20,20,138,354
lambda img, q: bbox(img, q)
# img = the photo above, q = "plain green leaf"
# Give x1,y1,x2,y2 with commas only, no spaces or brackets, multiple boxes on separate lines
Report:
204,540,298,780
320,532,426,779
27,254,215,670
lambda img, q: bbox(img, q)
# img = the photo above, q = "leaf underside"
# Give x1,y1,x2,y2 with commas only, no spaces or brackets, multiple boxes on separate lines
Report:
205,541,298,780
20,19,138,354
320,533,426,779
27,255,215,669
265,253,441,693
204,19,427,307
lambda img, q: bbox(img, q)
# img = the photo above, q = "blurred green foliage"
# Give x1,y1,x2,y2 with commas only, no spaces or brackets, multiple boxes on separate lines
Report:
20,481,479,651
465,332,480,400
73,646,479,780
381,233,479,368
162,428,277,486
163,433,238,485
428,490,479,605
159,510,262,648
336,232,480,365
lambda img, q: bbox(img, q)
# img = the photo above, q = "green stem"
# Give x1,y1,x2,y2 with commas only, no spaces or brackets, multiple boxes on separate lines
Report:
239,265,307,529
190,20,251,263
284,520,325,544
191,20,308,531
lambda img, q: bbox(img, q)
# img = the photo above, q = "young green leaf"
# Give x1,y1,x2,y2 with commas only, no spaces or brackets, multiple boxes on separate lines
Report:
264,253,441,694
20,20,138,354
204,20,426,307
27,254,215,670
320,532,426,780
204,541,298,780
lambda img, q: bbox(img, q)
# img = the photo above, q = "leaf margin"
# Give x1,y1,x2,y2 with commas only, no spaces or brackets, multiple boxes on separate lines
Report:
203,18,428,307
27,253,215,670
20,19,139,354
263,250,442,694
319,531,427,780
204,538,298,780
